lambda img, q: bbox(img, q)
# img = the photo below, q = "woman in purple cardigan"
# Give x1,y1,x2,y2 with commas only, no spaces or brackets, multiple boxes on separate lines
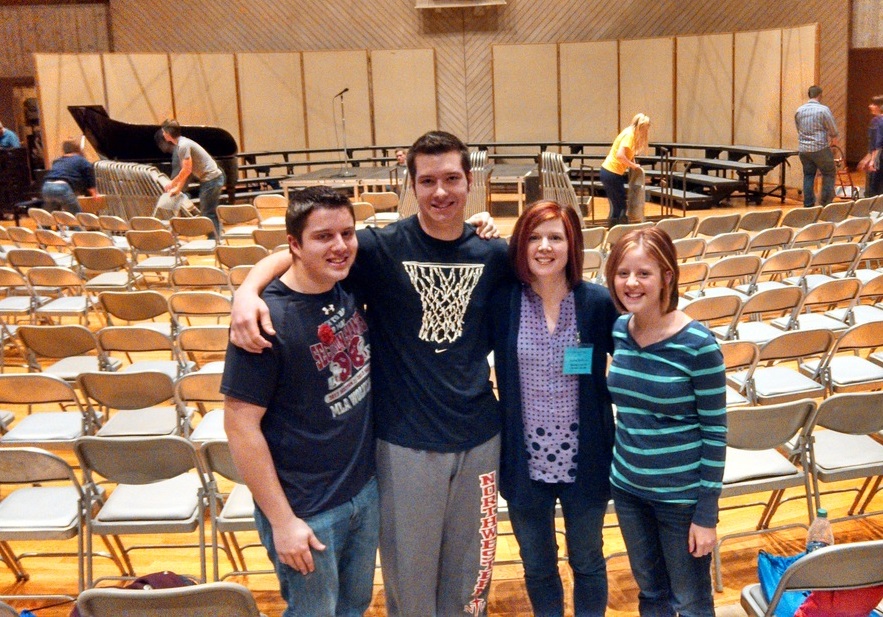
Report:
492,200,619,616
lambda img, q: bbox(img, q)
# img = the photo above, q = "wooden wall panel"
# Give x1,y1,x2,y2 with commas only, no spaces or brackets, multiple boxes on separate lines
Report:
734,29,782,147
1,4,109,79
302,51,371,160
619,38,674,142
236,53,306,155
103,54,173,125
676,34,733,145
782,25,818,187
853,0,883,48
170,54,240,142
492,43,559,144
371,49,437,146
559,41,619,143
34,53,105,166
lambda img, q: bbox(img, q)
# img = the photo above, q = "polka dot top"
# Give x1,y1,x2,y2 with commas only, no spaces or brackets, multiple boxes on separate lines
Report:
516,286,580,483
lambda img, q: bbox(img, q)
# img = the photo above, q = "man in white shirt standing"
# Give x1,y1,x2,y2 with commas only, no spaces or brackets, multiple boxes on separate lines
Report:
795,85,839,208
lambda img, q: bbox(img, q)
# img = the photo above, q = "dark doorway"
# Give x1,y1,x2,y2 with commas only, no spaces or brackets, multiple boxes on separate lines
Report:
847,48,883,168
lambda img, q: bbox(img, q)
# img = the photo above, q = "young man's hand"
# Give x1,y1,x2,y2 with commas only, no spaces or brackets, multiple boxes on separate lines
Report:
467,212,500,239
273,517,326,574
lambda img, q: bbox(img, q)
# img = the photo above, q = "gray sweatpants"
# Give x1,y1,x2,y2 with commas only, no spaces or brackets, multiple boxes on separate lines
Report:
376,435,500,617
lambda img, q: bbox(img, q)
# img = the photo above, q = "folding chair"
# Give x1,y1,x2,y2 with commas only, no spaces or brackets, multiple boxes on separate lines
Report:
74,435,210,586
715,286,804,343
788,242,860,292
99,290,174,336
820,200,853,223
77,370,190,438
0,373,98,448
27,207,58,231
703,231,750,261
581,226,606,250
727,329,832,405
808,321,883,395
26,267,99,325
75,581,265,617
675,261,709,308
581,249,604,285
807,391,883,521
734,248,811,295
0,447,91,599
216,205,267,243
201,440,274,581
741,540,883,616
770,277,860,334
719,340,759,407
683,254,761,300
352,202,376,228
779,208,817,234
249,196,285,227
830,217,871,244
169,216,219,257
178,371,225,442
75,212,101,232
602,222,653,256
672,237,706,262
745,227,794,258
681,293,742,336
361,191,400,226
70,231,115,248
836,237,883,283
252,227,288,252
73,246,142,293
177,325,228,375
168,291,232,329
825,273,883,326
53,209,81,234
96,325,192,379
17,324,119,380
215,245,269,270
170,265,230,292
714,398,818,592
655,215,698,240
737,209,782,232
789,221,835,249
695,212,741,237
125,229,186,284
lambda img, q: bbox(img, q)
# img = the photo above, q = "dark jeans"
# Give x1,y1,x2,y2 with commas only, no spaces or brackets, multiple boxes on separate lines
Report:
612,487,714,617
799,148,836,207
508,481,608,617
199,171,225,237
600,167,628,221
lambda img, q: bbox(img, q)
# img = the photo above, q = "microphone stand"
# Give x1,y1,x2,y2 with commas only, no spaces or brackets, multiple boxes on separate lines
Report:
334,90,356,178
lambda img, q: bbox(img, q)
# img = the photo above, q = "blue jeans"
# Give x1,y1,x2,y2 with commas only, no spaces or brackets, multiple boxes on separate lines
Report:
41,181,81,214
600,167,628,220
799,148,835,207
254,478,379,617
612,487,714,617
507,482,607,617
199,172,225,237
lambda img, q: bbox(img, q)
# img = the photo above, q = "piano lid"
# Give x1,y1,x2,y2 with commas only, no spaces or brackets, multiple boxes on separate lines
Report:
68,105,238,162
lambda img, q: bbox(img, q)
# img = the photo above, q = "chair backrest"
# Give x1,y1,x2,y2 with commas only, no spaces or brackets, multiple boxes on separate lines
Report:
829,320,883,355
726,398,817,451
352,202,376,224
98,215,130,235
581,226,606,250
73,246,129,274
28,207,58,230
796,218,835,247
129,216,169,231
99,290,170,323
719,340,760,373
682,294,742,325
0,446,80,487
6,248,57,271
201,440,245,485
168,291,232,326
70,231,115,248
677,261,709,293
673,237,706,262
170,265,229,291
745,226,794,256
125,229,178,253
7,226,40,248
762,540,883,612
177,325,230,356
738,209,782,232
75,435,201,485
17,324,100,359
704,254,762,288
76,212,101,231
0,372,82,406
252,227,288,251
75,581,263,617
812,390,883,435
735,286,804,327
170,216,216,239
216,245,269,269
695,213,741,237
604,221,653,253
35,228,71,252
77,370,176,410
790,221,835,248
253,194,287,211
655,216,699,240
26,266,85,292
797,277,861,316
360,191,399,212
54,209,81,230
757,328,834,364
819,200,853,223
703,231,750,259
217,204,260,226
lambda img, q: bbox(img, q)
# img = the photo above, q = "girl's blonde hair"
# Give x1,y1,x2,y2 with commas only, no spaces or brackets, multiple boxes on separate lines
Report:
629,113,651,155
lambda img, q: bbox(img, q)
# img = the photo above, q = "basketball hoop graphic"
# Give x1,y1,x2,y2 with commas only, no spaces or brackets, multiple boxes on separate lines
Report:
403,261,484,344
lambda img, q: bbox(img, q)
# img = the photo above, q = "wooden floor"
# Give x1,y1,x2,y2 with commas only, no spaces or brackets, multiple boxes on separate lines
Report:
2,188,882,616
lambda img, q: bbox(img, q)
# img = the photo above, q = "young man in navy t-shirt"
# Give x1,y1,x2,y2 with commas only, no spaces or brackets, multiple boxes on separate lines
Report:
222,186,377,617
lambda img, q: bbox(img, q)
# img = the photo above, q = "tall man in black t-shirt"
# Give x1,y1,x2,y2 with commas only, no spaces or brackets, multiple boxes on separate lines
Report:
222,187,377,617
230,132,509,616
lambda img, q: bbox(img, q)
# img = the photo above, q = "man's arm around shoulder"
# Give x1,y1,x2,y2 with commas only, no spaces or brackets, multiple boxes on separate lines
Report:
224,396,326,574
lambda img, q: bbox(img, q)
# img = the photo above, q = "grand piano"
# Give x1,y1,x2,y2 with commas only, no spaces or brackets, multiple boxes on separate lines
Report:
68,105,239,202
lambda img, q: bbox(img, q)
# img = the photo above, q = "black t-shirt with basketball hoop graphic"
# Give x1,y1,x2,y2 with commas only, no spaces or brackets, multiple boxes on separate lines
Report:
350,215,510,453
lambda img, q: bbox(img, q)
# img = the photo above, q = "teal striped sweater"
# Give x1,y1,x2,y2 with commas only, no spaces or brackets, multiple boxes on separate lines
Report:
608,315,727,527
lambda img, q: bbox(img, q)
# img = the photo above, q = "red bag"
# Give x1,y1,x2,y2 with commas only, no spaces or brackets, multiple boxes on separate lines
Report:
69,571,196,616
794,585,883,617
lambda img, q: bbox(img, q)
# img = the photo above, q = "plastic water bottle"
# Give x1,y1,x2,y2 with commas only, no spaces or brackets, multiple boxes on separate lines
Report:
806,508,834,552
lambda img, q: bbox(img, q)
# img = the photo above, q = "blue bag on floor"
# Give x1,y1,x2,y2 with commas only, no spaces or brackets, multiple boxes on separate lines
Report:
757,550,811,617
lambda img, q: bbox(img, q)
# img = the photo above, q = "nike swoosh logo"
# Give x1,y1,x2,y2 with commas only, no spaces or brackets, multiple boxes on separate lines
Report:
435,348,448,353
